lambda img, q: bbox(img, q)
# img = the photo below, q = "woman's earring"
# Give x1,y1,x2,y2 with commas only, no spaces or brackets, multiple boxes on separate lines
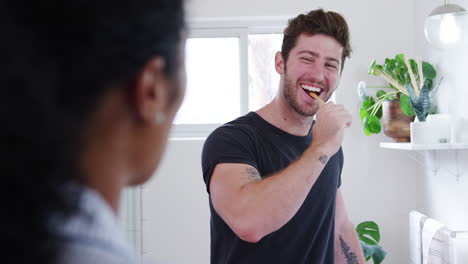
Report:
155,112,166,124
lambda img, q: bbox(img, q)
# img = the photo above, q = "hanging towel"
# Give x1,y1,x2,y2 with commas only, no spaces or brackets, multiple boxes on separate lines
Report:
422,218,452,264
410,210,428,264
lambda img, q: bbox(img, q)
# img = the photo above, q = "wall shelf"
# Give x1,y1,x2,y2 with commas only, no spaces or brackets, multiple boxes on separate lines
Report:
380,142,467,181
380,142,468,151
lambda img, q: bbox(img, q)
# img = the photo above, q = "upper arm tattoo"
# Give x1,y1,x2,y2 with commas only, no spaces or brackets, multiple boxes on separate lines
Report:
339,235,359,264
319,154,329,165
244,167,261,181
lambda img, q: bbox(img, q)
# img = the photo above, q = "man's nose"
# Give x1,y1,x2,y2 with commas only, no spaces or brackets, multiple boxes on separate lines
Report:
307,64,326,84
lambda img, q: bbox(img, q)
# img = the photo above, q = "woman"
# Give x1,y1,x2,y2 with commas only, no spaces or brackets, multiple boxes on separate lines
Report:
1,0,186,263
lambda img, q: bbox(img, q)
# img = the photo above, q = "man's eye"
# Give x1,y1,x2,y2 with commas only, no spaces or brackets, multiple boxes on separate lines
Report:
301,57,313,62
326,63,337,70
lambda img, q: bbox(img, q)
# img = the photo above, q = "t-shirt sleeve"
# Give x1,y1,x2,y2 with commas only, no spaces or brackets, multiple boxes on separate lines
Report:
201,125,258,193
337,147,343,188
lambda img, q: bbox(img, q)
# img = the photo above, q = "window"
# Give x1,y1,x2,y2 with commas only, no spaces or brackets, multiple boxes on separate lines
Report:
248,33,283,111
171,18,287,138
174,37,241,125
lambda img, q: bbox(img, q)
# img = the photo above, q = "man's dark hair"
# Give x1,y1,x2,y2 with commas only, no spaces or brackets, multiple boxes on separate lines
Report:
0,0,185,263
281,9,352,71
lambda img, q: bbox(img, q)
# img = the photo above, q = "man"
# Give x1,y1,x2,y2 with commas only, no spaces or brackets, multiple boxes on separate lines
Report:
201,9,365,264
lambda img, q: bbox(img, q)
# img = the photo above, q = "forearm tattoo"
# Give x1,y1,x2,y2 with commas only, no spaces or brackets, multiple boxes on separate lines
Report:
244,167,261,181
339,236,359,264
318,154,329,165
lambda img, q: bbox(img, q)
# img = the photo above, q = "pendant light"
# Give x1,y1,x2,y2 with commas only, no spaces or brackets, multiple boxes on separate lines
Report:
424,0,466,48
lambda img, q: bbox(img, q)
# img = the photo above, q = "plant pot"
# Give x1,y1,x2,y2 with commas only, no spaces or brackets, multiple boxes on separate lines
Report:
411,114,451,145
382,101,415,142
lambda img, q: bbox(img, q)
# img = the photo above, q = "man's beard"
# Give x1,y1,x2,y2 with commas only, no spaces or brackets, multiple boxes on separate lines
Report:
282,73,316,117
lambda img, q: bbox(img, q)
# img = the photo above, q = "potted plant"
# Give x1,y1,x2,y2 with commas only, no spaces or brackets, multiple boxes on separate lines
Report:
358,53,440,142
356,221,386,264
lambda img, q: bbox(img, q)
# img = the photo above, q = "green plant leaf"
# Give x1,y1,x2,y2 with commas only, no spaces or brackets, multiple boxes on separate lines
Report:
368,59,378,75
360,241,387,263
386,93,398,101
422,61,436,80
363,96,375,110
360,241,374,260
396,73,405,86
425,78,433,91
418,85,431,121
395,53,406,66
372,245,387,264
399,94,415,116
405,83,418,102
383,59,396,76
363,126,372,136
361,108,373,136
375,106,383,119
356,221,380,245
363,116,382,134
406,83,430,122
358,221,387,264
403,71,411,85
409,59,418,76
376,90,386,98
360,107,369,122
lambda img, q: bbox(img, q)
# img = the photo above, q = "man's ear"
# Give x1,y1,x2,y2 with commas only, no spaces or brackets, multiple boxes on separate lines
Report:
133,57,169,123
274,51,285,75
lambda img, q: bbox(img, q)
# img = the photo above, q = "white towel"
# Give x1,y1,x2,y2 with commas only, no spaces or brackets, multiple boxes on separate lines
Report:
422,218,452,264
410,211,428,264
452,232,468,263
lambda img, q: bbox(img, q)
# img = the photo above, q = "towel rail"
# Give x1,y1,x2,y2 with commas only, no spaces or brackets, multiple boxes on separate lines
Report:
448,230,468,238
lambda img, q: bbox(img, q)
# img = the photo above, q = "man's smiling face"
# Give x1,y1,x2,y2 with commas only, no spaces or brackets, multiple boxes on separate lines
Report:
276,33,343,116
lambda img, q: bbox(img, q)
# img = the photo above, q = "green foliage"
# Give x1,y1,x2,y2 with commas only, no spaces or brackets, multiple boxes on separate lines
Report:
422,62,436,79
360,53,439,135
360,91,394,136
368,54,436,92
360,242,387,264
405,83,431,121
356,221,380,245
399,94,415,116
364,116,382,134
376,90,386,99
356,221,387,264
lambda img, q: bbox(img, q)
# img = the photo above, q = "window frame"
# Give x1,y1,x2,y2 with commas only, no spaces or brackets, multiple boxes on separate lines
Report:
170,17,287,138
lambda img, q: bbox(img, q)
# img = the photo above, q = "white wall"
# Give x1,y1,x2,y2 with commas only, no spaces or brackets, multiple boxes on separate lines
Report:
414,0,468,261
141,139,210,264
141,1,430,263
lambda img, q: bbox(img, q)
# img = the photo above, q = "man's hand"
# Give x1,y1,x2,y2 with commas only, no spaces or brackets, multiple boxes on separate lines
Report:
310,102,352,157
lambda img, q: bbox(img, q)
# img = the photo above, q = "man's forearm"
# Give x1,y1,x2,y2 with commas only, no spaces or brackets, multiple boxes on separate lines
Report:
232,146,330,241
334,223,366,264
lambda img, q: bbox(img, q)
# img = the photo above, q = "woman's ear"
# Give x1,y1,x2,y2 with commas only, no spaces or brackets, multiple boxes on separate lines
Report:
133,57,169,124
275,51,285,75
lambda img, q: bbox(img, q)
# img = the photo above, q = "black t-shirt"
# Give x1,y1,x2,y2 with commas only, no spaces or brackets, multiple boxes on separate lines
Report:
201,112,343,264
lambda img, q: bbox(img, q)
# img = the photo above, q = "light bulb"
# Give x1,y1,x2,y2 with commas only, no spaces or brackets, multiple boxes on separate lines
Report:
424,3,466,49
439,14,460,44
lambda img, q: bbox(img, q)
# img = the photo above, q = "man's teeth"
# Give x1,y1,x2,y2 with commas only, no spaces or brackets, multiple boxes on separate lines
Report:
301,84,321,93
